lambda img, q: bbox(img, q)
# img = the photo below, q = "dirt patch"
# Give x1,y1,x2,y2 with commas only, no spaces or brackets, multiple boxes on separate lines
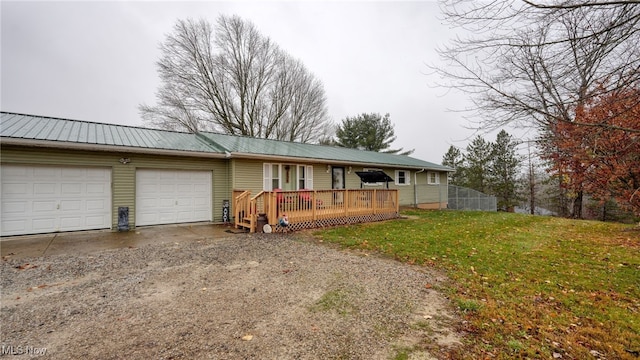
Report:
1,233,461,359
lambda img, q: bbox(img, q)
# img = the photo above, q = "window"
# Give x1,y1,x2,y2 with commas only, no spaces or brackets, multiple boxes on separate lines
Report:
363,168,383,186
298,166,305,189
427,171,440,185
264,163,312,191
263,163,281,190
297,165,313,189
395,170,410,185
271,164,281,190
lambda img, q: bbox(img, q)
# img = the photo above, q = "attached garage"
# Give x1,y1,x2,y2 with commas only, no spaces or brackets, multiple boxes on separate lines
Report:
135,169,212,226
1,164,112,236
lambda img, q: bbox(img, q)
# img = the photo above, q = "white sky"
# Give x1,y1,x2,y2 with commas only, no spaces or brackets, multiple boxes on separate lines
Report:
1,0,485,163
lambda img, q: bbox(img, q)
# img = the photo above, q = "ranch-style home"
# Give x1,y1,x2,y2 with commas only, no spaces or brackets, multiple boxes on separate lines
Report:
0,112,452,236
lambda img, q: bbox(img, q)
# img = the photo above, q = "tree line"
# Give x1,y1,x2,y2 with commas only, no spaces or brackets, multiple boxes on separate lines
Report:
443,130,521,212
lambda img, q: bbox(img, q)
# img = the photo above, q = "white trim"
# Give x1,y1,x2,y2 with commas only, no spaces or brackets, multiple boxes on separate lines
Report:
0,138,228,158
298,165,314,190
265,162,314,190
427,171,440,185
395,170,410,186
263,163,272,191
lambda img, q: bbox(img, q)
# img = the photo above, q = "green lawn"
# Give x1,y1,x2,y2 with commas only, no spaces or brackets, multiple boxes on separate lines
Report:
311,210,640,359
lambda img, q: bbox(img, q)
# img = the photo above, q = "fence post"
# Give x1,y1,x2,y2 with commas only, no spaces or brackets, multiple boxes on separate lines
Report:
312,190,317,221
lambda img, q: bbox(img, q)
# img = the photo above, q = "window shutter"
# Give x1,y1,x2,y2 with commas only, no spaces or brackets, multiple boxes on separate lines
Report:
263,163,272,191
306,165,313,189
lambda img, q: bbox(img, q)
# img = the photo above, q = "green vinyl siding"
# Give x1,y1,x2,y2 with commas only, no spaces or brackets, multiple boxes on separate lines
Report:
213,161,231,219
310,164,331,190
113,164,135,226
231,159,264,193
1,145,228,230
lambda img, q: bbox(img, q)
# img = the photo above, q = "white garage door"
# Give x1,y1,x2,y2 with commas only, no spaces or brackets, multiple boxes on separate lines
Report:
1,165,112,236
135,169,212,226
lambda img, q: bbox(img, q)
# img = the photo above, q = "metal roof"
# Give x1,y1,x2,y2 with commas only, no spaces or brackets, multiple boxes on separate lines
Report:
1,112,452,171
200,132,452,171
0,112,225,153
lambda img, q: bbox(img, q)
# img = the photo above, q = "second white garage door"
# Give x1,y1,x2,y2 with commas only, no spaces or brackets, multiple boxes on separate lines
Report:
135,169,212,226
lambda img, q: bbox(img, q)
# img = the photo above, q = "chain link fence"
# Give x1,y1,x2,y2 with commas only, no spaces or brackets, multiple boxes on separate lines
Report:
448,185,497,211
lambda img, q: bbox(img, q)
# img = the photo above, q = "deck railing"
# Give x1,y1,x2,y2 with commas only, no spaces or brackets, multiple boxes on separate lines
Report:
235,189,399,232
233,190,253,230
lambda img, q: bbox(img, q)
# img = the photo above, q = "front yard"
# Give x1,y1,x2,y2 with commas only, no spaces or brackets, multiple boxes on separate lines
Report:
313,210,640,359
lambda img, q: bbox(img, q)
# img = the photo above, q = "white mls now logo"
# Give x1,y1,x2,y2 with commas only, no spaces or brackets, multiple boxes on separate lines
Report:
1,345,47,356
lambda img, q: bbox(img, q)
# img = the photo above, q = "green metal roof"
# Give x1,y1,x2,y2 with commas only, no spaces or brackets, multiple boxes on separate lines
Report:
1,111,452,171
200,132,452,171
0,112,225,153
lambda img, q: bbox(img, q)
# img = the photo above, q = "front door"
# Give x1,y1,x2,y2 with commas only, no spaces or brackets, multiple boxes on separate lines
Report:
282,165,297,191
332,167,345,189
332,166,345,203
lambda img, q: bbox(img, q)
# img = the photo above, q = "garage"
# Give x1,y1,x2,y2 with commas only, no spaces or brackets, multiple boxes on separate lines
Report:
1,164,112,236
135,169,212,226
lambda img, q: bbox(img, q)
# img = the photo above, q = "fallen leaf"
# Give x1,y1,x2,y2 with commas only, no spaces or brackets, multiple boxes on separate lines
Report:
241,334,253,341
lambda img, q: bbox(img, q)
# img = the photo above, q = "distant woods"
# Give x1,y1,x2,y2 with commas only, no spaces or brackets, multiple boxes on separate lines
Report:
140,15,331,143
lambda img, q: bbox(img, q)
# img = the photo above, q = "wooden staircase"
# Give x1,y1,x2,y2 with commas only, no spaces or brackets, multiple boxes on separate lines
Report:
234,190,254,231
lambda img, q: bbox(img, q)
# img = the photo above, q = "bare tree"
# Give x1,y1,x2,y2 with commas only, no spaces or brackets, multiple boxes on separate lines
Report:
274,58,330,142
140,16,331,143
434,0,640,134
434,1,640,217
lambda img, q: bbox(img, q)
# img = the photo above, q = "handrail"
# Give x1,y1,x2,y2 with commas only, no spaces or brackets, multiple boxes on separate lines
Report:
234,190,252,230
248,191,267,233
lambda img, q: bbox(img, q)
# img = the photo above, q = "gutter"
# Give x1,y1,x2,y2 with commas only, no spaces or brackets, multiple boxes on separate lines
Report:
230,152,444,171
0,138,230,159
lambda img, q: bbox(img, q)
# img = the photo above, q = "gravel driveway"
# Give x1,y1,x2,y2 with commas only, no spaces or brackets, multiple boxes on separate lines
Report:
1,232,461,359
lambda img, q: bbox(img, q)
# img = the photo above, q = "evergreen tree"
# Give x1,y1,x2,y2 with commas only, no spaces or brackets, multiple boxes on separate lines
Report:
335,113,414,154
462,136,493,193
442,145,464,185
489,130,522,211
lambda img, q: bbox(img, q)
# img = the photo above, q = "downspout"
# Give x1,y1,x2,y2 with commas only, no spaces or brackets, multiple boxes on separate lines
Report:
414,168,426,208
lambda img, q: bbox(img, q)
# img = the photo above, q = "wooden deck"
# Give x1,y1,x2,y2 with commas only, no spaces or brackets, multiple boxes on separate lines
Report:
235,189,399,232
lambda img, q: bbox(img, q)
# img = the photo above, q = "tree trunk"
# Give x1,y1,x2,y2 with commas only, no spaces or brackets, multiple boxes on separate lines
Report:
572,191,583,219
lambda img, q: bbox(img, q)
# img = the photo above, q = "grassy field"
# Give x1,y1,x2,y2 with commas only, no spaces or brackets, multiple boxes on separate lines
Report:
311,210,640,359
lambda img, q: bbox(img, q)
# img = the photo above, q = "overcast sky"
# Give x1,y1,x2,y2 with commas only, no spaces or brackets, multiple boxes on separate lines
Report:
1,1,484,163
